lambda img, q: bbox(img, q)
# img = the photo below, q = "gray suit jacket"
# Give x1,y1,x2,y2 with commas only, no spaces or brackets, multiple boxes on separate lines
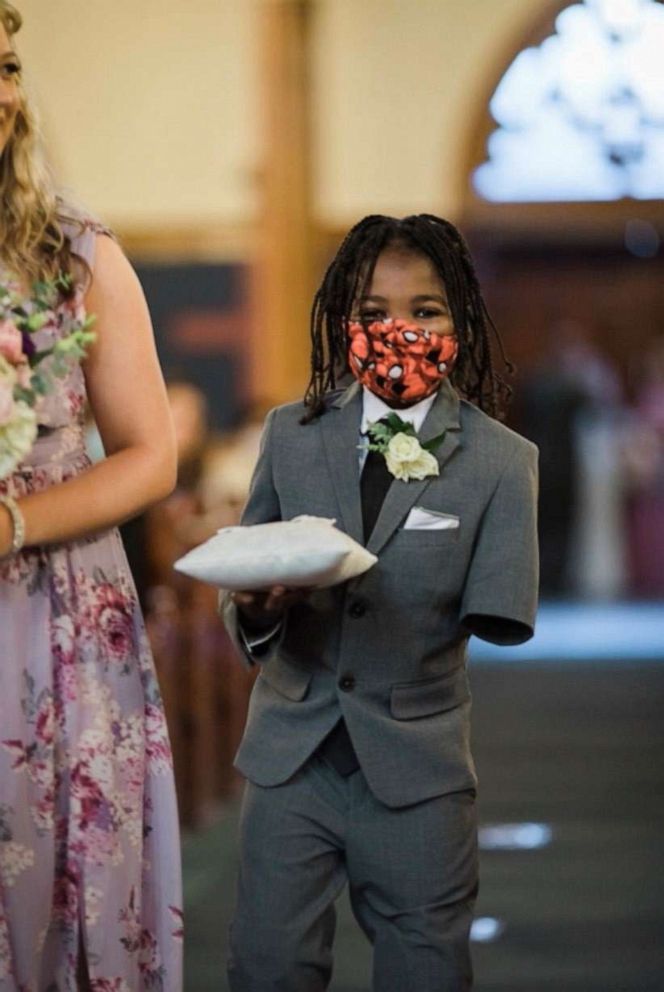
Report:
221,380,538,808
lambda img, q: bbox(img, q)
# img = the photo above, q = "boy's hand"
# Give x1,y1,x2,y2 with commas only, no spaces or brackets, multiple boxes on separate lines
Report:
232,585,311,630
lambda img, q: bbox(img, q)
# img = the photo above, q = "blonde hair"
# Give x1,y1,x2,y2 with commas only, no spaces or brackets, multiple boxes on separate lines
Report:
0,2,78,283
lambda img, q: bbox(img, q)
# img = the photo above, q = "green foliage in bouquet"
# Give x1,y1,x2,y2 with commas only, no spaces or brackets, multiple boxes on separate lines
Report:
3,274,96,405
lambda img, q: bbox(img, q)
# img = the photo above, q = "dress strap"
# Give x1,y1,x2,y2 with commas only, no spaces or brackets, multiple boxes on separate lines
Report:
58,209,115,288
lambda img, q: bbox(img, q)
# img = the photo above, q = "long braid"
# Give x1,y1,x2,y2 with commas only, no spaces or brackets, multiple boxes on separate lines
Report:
303,214,513,421
401,214,514,419
305,218,390,417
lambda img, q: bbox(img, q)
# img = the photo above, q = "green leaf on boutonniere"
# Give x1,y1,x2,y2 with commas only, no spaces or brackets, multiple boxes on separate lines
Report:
366,413,418,452
367,412,446,455
384,412,412,434
421,430,446,453
366,421,392,451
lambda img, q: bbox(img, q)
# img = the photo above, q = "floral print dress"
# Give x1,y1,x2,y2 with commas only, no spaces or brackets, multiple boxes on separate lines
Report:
0,220,183,991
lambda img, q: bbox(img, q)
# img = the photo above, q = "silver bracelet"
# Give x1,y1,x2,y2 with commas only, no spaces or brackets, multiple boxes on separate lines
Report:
0,495,26,555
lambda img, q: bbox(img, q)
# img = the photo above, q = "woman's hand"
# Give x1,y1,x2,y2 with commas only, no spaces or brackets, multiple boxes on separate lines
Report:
232,585,310,630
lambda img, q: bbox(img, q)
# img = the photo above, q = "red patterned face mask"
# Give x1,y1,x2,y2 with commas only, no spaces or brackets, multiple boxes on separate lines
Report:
347,319,458,405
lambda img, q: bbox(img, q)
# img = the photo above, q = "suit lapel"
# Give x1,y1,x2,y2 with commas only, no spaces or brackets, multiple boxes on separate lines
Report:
367,381,462,556
319,383,365,544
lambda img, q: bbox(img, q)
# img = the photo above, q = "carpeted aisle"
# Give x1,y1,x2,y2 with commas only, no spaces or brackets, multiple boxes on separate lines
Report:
183,650,664,991
467,658,664,992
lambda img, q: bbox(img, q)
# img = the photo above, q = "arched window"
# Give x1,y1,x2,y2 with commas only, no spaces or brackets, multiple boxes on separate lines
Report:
473,0,664,202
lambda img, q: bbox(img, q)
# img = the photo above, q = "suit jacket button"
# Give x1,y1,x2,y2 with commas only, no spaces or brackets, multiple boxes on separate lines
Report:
348,599,367,618
339,674,355,691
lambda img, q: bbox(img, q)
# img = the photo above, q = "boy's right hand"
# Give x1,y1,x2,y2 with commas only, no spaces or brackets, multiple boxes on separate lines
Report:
232,585,310,630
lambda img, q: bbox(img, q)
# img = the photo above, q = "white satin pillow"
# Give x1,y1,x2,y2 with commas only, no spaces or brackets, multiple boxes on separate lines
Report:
174,516,377,590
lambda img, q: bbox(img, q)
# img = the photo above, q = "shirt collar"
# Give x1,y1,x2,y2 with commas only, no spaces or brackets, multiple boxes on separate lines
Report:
360,387,438,435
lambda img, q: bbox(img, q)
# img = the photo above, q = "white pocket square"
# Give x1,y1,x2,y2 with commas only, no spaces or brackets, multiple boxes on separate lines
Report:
403,507,460,531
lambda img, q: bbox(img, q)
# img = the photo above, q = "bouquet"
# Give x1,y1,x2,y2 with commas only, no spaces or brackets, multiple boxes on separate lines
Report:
0,275,96,479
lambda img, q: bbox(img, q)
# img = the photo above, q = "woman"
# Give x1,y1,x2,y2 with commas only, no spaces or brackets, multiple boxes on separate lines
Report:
0,4,182,989
222,214,539,991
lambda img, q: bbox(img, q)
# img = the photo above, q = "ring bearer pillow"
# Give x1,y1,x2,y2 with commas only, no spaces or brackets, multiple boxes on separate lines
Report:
174,516,377,591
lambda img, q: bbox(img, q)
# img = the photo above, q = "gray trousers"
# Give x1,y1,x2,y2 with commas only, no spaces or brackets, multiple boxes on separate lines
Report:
228,755,478,991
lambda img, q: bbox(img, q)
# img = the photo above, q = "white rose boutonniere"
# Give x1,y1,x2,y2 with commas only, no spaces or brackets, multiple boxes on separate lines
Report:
365,412,444,482
385,433,439,481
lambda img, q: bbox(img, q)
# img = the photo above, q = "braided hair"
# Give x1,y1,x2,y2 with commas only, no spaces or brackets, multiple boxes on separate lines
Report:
303,213,513,421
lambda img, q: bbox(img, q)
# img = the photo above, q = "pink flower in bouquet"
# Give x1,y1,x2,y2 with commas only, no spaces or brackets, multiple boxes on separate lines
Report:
0,319,24,365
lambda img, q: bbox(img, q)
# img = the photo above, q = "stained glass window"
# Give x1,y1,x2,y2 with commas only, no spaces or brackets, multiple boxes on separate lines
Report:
473,0,664,202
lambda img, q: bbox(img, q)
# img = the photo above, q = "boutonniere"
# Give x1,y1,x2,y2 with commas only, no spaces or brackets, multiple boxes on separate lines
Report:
365,412,445,482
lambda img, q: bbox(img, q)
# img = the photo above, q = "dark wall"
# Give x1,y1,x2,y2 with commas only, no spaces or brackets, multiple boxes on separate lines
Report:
134,261,252,431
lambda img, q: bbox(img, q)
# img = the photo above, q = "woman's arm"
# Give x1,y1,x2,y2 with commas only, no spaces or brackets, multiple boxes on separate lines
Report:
0,234,177,555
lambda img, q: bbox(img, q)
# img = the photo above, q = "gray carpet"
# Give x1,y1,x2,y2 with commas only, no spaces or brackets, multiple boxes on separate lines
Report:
183,658,664,991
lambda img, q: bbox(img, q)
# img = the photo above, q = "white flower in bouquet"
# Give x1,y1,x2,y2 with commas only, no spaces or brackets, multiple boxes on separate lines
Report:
0,355,37,479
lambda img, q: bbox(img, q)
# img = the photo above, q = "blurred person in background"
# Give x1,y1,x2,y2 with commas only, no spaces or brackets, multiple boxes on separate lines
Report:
514,319,627,598
0,4,182,988
200,399,272,528
624,334,664,596
513,346,583,596
141,379,217,824
143,381,261,821
144,379,211,583
556,320,627,600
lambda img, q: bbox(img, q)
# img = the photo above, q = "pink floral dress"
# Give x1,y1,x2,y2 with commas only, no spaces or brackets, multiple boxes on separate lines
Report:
0,220,183,991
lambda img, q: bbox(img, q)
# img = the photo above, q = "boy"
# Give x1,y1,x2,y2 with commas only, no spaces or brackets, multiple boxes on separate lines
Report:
222,214,538,991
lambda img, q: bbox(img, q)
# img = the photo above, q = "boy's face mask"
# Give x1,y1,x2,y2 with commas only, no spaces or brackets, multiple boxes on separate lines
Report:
347,318,458,406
